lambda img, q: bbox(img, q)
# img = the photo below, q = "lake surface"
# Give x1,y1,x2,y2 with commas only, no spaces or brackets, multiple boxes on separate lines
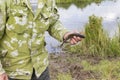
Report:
46,0,120,53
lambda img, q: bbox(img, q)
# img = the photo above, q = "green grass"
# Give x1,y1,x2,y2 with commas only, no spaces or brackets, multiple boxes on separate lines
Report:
56,0,103,9
56,0,102,4
84,15,109,56
53,2,120,79
50,53,120,80
57,73,72,80
64,15,120,57
81,60,120,80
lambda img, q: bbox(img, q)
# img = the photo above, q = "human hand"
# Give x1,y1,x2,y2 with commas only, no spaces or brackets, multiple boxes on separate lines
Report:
0,73,8,80
63,31,84,45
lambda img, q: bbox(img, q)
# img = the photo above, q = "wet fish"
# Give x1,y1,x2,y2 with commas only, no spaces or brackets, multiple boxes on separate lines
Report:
60,33,85,47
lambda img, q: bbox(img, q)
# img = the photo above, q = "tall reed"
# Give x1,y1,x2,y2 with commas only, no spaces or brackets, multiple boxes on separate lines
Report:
84,15,110,56
64,15,120,57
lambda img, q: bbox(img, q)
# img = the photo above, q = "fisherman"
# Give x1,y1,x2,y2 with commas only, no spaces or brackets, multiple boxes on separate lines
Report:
0,0,82,80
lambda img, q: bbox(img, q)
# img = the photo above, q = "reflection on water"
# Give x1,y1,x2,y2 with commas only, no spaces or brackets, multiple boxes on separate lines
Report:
58,0,120,35
46,0,120,53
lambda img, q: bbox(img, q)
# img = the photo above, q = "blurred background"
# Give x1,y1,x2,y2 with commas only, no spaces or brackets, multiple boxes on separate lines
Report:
45,0,120,53
47,0,120,80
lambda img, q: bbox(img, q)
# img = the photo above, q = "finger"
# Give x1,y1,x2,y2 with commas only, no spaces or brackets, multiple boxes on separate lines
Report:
5,76,9,80
73,36,78,41
0,75,5,80
77,37,82,41
73,36,81,42
6,77,9,80
71,38,77,44
70,39,74,45
2,73,8,80
0,77,3,80
3,75,6,80
70,38,76,45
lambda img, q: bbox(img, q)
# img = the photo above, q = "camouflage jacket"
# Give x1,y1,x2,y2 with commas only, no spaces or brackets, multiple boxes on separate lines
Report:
0,0,68,79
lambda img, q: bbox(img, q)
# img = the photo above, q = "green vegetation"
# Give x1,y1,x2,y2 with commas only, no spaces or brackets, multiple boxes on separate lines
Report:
81,60,120,80
50,15,120,80
50,53,120,80
56,0,75,3
57,73,72,80
84,15,109,56
64,15,120,57
50,1,120,80
56,0,103,9
56,0,102,4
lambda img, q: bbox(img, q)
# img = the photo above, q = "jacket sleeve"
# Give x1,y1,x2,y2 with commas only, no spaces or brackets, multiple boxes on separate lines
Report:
47,0,69,42
0,0,6,75
0,0,6,39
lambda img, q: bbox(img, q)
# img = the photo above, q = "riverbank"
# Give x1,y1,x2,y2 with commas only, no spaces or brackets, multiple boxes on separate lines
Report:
49,16,120,80
49,52,120,80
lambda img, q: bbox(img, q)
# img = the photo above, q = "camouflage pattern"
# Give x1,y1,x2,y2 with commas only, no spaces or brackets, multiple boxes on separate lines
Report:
0,0,68,79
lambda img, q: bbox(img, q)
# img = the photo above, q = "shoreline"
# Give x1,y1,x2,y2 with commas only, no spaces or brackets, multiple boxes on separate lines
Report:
49,52,120,80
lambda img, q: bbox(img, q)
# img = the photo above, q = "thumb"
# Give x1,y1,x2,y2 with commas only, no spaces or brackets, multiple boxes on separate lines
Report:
4,75,8,80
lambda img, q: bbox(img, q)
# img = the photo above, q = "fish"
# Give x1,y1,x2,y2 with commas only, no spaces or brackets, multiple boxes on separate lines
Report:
60,33,85,47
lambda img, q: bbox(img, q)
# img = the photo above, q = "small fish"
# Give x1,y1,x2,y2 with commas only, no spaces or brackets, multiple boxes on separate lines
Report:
60,33,85,47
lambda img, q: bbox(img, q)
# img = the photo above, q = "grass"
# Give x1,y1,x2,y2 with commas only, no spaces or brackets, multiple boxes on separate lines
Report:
57,73,72,80
56,0,103,9
64,15,120,57
49,15,120,80
81,59,120,80
51,2,120,79
56,0,102,4
50,20,120,79
49,52,120,80
84,15,109,56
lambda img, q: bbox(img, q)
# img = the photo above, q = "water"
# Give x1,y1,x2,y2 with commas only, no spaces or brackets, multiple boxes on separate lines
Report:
46,0,120,53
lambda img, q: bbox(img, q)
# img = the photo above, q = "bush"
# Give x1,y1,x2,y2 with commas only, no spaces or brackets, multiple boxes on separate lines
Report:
64,15,120,57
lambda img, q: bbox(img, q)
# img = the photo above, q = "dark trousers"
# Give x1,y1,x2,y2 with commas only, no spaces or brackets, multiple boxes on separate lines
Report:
9,67,50,80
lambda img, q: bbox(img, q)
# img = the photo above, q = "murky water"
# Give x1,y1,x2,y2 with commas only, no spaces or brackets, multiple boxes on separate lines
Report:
46,0,120,53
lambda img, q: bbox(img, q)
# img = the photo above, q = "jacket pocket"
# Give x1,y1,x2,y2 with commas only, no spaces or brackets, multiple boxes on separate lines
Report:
7,5,29,34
